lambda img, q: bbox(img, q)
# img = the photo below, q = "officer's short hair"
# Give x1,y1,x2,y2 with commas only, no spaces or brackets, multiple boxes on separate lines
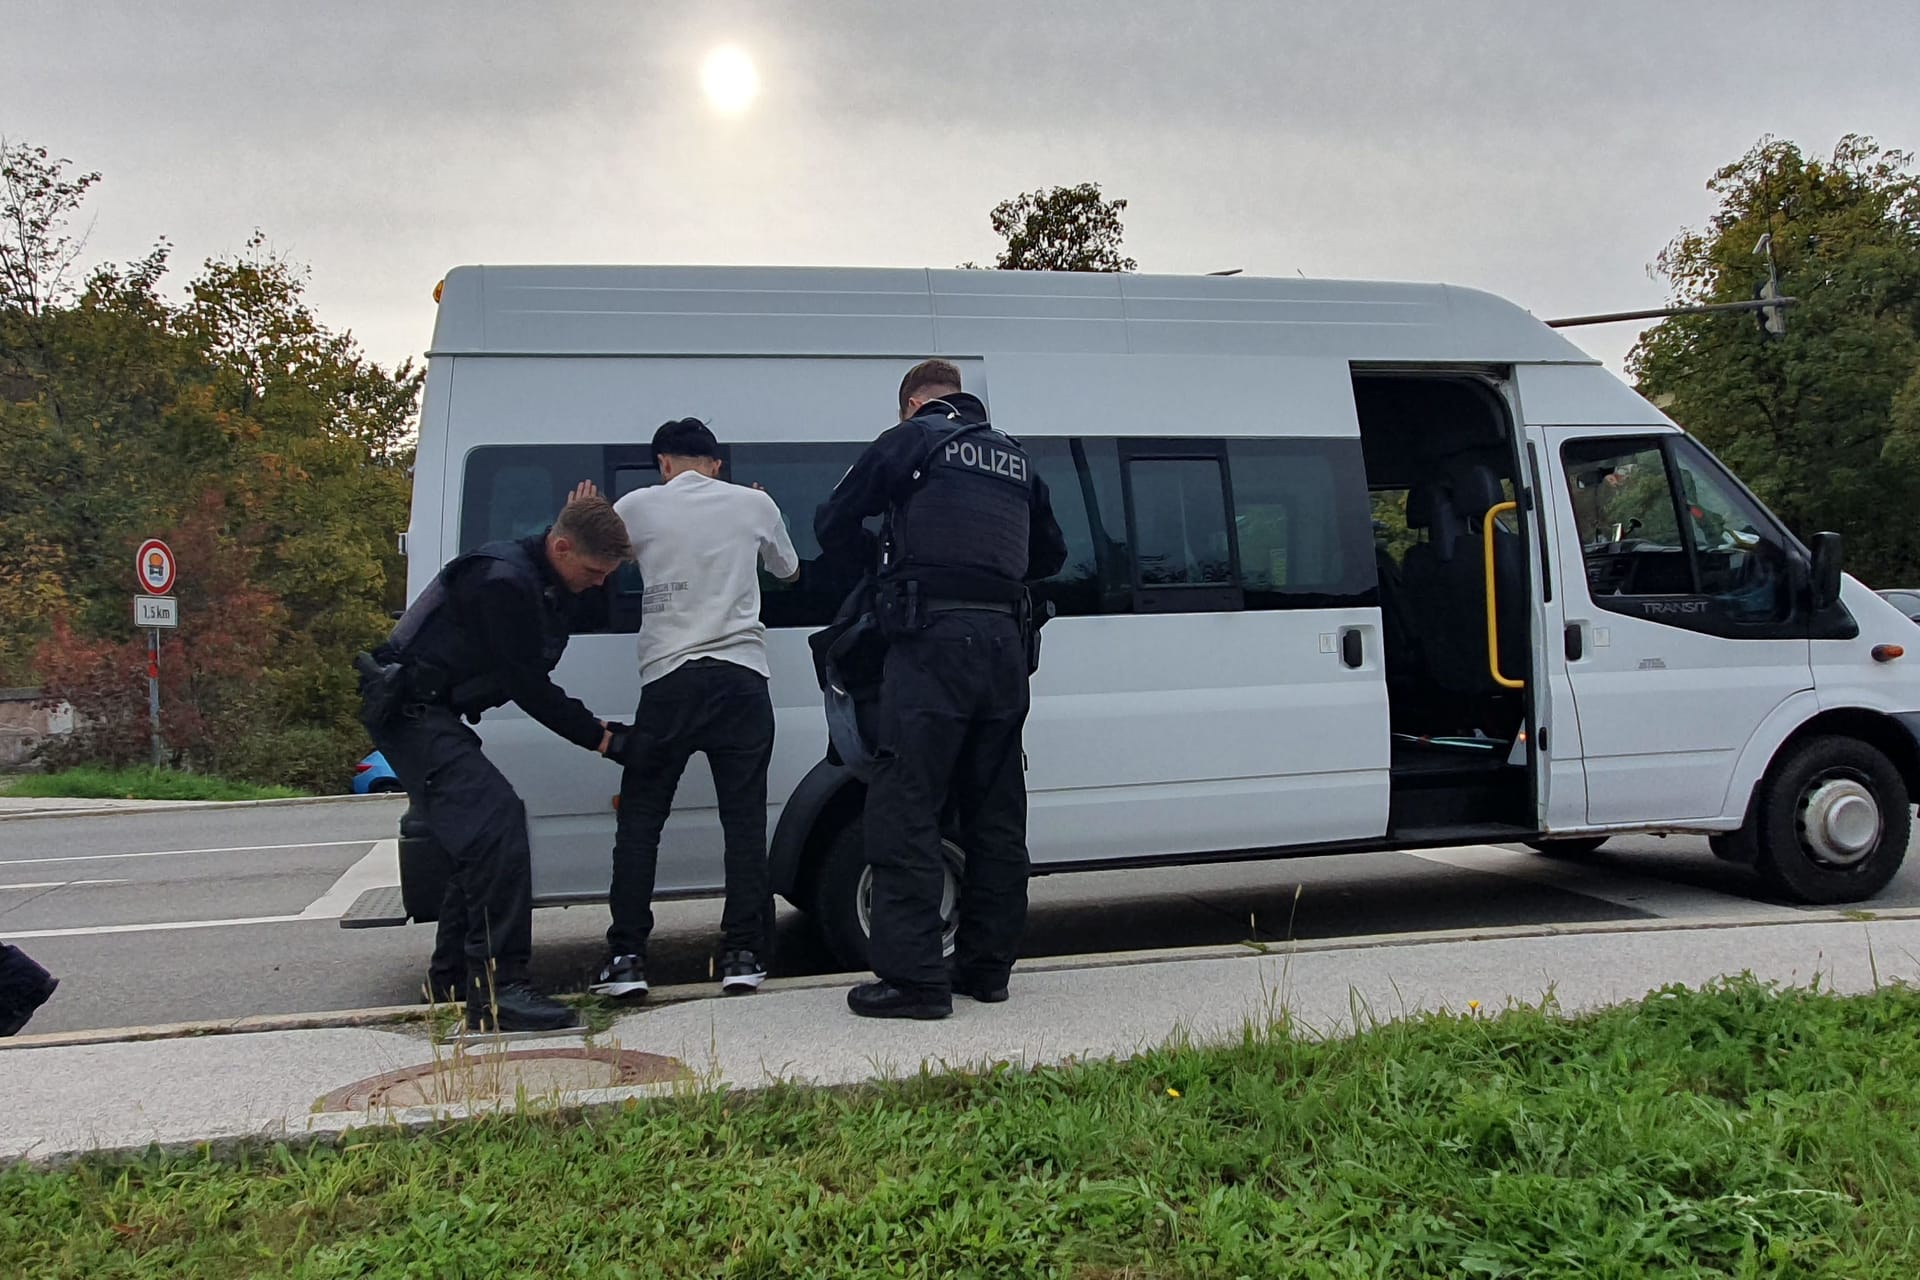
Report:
552,495,632,562
898,359,963,418
652,417,720,461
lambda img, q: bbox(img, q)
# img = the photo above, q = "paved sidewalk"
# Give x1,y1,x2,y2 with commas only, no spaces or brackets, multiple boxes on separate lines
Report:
3,915,1915,1166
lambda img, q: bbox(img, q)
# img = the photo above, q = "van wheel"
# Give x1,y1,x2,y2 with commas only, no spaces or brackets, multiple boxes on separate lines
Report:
808,815,963,972
1752,735,1909,904
1524,837,1609,858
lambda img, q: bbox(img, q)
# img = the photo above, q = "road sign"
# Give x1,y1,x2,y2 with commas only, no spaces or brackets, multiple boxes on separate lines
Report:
135,595,179,628
136,539,177,595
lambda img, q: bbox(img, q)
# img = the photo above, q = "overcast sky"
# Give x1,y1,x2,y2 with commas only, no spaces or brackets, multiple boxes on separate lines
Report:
6,1,1917,376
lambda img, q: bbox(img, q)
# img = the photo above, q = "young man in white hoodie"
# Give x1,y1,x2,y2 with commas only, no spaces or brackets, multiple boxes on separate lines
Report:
594,419,800,998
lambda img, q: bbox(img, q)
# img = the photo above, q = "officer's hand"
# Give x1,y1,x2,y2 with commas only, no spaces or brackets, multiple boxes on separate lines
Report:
600,721,634,760
568,480,602,504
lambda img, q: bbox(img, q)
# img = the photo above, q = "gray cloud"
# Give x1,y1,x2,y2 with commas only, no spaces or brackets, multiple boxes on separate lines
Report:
4,0,1916,374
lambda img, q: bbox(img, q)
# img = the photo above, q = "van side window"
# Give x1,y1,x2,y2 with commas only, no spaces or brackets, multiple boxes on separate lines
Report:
1026,438,1130,618
461,437,1379,629
459,445,602,552
1228,439,1377,610
1561,436,1795,635
728,442,870,629
1121,443,1243,612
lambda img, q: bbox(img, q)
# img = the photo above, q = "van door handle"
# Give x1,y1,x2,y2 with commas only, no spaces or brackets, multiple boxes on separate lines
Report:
1564,623,1584,662
1341,628,1364,668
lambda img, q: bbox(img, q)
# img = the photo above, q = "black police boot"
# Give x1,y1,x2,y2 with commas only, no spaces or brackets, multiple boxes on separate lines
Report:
465,977,580,1033
950,970,1010,1004
847,981,951,1020
0,945,58,1037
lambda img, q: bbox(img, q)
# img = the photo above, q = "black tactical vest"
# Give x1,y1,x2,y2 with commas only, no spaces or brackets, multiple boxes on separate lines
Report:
381,538,569,714
889,421,1032,587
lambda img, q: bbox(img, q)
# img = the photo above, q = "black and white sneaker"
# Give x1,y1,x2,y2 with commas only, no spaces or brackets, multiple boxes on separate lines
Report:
720,949,767,995
590,953,649,998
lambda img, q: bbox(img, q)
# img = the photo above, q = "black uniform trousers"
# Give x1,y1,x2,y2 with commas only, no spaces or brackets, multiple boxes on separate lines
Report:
608,659,776,960
864,608,1033,997
371,705,536,992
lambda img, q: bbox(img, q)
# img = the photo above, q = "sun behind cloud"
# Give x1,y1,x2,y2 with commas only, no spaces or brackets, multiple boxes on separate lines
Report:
701,45,759,117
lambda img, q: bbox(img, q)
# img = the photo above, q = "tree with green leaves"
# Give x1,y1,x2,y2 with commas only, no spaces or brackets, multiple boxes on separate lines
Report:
1630,135,1920,587
977,182,1138,272
0,139,419,790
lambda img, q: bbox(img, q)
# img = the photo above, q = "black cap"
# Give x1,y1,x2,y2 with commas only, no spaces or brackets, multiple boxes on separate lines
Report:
652,417,719,459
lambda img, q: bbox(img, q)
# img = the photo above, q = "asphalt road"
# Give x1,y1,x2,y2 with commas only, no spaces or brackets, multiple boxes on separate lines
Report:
7,798,1919,1035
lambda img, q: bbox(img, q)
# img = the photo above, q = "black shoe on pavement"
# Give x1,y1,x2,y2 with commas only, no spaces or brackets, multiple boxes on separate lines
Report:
950,974,1010,1004
847,981,951,1020
465,980,580,1033
0,947,57,1037
589,954,649,999
720,949,767,995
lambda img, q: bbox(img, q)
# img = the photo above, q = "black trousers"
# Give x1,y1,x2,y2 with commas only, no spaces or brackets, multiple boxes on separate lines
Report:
608,659,776,959
371,706,536,990
864,609,1032,997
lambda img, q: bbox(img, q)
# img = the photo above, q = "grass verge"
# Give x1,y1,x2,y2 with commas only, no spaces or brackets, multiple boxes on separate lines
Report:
3,766,304,802
5,977,1919,1277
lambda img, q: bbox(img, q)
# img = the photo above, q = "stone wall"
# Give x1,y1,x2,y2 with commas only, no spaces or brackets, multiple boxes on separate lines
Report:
0,688,72,770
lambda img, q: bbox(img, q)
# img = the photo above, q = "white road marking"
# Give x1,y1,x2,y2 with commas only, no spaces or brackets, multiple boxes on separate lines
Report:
297,841,400,920
6,914,309,940
0,839,374,868
0,879,132,892
4,841,404,939
1403,844,1807,920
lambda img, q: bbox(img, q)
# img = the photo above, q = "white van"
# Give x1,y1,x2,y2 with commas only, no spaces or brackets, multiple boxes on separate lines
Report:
370,264,1918,965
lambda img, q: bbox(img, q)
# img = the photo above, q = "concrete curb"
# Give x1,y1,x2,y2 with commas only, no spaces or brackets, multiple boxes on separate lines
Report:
11,902,1915,1052
0,792,403,821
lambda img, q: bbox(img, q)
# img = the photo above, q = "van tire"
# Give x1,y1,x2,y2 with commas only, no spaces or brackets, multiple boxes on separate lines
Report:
1524,837,1609,858
810,820,872,970
1752,735,1909,904
807,815,964,972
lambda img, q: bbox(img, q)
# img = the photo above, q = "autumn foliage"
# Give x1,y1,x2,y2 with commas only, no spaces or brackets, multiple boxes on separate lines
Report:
2,142,418,790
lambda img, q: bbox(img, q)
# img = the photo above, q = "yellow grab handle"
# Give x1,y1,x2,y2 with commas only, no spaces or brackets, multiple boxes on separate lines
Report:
1483,500,1525,690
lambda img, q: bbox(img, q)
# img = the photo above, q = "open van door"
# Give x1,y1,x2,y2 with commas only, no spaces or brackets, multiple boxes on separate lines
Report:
1510,413,1585,834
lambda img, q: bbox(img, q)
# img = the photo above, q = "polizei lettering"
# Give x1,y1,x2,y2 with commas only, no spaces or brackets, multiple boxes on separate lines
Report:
943,438,1029,485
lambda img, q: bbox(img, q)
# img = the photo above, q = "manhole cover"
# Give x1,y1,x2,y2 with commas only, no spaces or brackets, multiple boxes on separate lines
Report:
319,1047,689,1112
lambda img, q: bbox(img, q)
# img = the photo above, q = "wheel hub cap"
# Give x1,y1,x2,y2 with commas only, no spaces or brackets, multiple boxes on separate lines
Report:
1802,779,1881,867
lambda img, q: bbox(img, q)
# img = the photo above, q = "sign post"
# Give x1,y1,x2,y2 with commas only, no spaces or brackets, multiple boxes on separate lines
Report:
134,540,179,769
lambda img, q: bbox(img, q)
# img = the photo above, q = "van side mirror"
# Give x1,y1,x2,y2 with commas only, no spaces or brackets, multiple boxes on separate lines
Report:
1809,531,1843,609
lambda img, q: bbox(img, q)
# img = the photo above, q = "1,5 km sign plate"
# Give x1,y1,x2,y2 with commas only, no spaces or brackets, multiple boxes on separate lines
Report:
135,595,179,628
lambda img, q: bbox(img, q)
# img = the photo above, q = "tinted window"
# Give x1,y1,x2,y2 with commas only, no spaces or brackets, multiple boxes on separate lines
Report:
1130,458,1235,586
462,436,1376,631
459,445,600,552
729,443,870,628
1026,438,1129,617
1228,439,1375,609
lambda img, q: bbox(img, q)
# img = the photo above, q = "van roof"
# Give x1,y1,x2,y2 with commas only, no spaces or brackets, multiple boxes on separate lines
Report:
429,265,1596,365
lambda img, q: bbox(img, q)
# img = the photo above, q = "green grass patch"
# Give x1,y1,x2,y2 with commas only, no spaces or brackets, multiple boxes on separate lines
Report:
6,977,1920,1277
4,766,303,802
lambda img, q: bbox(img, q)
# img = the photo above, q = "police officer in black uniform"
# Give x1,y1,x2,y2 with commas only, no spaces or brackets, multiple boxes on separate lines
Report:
358,489,631,1032
816,360,1067,1019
